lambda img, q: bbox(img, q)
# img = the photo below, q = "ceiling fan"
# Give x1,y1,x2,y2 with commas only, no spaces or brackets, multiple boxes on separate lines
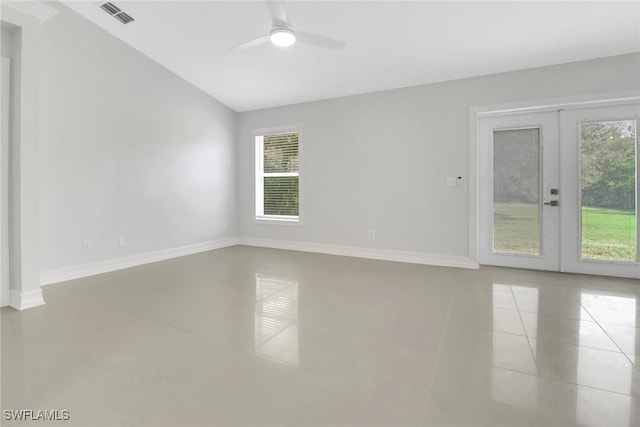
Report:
229,0,346,50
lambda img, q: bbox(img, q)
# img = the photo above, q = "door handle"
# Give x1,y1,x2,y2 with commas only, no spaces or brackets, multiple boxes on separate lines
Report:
544,200,559,206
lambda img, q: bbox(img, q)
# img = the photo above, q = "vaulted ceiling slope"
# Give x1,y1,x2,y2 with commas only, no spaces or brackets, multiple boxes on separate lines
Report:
62,1,640,112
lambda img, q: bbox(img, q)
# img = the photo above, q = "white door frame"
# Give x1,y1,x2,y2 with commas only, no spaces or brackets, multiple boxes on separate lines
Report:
2,8,46,310
1,56,10,306
470,93,640,279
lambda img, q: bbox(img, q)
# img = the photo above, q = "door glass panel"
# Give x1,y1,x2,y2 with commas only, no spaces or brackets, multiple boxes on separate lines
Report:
580,120,637,261
493,128,541,254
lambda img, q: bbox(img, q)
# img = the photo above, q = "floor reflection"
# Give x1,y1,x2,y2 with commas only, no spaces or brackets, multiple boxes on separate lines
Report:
492,284,539,409
579,291,636,425
254,274,299,367
582,292,638,328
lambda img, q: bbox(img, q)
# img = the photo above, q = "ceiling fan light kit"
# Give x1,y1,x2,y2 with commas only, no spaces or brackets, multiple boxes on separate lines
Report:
229,0,345,51
270,28,296,47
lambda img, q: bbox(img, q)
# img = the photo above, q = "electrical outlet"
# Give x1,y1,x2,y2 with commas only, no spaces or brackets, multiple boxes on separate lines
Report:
119,235,128,247
456,176,464,186
446,177,456,186
368,230,375,240
82,240,91,251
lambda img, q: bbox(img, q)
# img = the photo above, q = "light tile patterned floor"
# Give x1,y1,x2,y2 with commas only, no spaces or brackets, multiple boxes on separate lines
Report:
2,246,639,426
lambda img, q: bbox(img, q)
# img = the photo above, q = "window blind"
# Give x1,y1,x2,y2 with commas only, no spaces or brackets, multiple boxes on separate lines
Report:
260,132,299,217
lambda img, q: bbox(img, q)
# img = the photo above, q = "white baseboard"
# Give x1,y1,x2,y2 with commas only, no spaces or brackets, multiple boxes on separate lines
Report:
11,288,45,310
238,237,479,269
39,236,478,287
40,237,239,285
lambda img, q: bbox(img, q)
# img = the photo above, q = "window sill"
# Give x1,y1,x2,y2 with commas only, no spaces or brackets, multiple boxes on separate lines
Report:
254,215,303,226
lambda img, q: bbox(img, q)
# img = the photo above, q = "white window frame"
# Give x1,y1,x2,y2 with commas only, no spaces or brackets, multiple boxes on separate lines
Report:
254,124,303,225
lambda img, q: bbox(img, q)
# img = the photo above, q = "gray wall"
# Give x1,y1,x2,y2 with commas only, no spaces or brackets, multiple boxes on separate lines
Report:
28,1,640,274
237,53,640,259
38,3,237,272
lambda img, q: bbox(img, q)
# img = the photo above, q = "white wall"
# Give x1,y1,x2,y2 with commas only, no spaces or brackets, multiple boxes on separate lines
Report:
38,3,237,274
237,53,640,261
15,0,640,283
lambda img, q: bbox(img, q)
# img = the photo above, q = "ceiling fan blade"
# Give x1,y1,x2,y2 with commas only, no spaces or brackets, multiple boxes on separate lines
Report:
297,32,346,50
228,35,270,51
266,0,288,27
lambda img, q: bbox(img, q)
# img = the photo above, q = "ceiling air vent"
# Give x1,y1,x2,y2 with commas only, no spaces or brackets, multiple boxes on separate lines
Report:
99,2,135,24
112,12,134,25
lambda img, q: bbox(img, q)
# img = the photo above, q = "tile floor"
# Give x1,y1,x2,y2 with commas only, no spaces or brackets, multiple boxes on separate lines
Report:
1,245,639,426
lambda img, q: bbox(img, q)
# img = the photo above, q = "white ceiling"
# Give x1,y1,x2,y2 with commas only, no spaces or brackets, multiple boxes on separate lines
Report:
62,1,640,112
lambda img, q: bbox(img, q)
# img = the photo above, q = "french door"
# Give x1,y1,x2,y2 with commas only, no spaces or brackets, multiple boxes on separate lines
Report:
478,103,640,279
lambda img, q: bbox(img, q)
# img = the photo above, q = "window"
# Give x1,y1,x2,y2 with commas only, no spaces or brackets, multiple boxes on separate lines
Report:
255,128,301,223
